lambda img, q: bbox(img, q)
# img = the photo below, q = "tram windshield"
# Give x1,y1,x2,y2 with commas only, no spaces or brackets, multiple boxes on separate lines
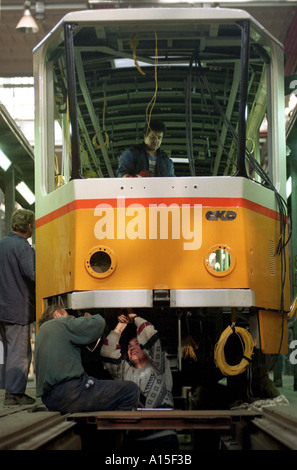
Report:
38,11,279,191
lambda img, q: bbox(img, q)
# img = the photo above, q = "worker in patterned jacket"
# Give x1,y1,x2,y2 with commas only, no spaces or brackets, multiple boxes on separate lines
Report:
100,309,178,452
101,309,173,408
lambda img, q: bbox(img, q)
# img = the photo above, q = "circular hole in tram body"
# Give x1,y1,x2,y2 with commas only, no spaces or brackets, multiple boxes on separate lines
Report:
90,250,112,273
85,246,116,278
208,248,231,272
205,245,235,277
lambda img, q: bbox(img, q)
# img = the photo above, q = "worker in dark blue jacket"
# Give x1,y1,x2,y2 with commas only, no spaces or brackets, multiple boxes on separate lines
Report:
116,119,175,178
0,209,36,405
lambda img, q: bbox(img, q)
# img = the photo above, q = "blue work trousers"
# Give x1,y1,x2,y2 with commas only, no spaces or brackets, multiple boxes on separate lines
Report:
42,373,139,414
0,322,32,394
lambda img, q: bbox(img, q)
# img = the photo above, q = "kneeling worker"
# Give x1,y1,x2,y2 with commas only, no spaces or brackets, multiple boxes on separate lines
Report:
35,305,139,414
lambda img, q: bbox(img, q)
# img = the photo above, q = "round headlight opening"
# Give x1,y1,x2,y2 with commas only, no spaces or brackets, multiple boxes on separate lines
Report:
85,246,116,278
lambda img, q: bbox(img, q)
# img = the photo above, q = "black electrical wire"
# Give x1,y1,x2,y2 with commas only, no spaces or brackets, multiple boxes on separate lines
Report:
189,54,291,325
191,55,239,173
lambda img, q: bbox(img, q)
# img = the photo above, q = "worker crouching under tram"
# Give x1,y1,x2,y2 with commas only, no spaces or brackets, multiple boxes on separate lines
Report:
35,305,139,414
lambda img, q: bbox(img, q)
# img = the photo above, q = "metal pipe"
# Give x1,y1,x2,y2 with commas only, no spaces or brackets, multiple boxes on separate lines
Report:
2,1,296,10
178,312,182,371
0,3,88,11
236,19,250,178
64,22,81,180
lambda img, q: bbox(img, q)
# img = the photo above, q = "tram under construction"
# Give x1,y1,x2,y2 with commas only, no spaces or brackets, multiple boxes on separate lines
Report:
33,4,291,409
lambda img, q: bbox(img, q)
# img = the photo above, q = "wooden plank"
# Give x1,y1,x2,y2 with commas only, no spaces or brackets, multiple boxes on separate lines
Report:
0,408,77,450
68,409,260,431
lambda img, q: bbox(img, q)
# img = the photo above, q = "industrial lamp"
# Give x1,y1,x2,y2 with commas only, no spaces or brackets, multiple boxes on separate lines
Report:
16,1,39,34
0,150,12,171
16,182,35,205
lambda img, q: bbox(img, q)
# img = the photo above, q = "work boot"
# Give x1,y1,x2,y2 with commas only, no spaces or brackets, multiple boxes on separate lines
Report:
4,392,36,405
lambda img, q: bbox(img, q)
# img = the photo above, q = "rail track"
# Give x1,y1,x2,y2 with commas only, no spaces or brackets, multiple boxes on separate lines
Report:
1,401,297,451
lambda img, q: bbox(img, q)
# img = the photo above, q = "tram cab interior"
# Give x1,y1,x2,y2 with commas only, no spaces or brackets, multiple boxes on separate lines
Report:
33,7,290,408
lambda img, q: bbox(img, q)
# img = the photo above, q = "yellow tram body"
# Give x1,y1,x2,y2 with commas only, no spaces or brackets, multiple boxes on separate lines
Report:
33,7,290,356
35,176,289,353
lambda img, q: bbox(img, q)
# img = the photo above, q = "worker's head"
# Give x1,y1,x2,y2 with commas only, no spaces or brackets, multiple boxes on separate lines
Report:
127,337,149,369
11,209,35,238
143,119,166,153
38,304,68,327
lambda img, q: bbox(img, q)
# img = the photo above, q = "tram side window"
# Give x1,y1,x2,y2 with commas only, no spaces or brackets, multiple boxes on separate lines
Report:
53,61,72,190
246,64,268,182
47,48,111,188
43,55,73,193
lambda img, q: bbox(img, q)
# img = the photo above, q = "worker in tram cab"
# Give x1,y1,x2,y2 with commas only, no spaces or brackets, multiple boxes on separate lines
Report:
35,305,139,414
116,118,175,178
100,308,179,453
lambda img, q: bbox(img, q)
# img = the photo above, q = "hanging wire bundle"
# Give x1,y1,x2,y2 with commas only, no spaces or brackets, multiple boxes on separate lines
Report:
130,33,146,76
288,294,297,322
182,312,199,361
92,88,110,150
129,30,159,133
191,52,291,320
145,30,158,131
214,323,256,376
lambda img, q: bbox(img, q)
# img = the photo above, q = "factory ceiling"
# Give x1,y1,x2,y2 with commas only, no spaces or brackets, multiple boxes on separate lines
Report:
0,1,296,77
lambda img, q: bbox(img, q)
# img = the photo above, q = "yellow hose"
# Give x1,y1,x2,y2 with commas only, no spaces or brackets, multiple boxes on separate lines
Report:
214,324,256,376
288,294,297,320
129,34,146,76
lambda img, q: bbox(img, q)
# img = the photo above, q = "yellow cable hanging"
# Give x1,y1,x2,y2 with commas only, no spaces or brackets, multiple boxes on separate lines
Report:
54,154,64,188
288,294,297,321
128,31,159,133
92,90,110,149
129,33,146,76
214,323,256,376
54,153,59,176
246,137,255,154
182,313,199,361
92,130,109,149
145,30,158,132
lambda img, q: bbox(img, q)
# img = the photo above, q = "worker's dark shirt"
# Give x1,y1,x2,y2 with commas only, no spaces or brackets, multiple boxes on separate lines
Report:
35,314,106,397
0,232,35,325
116,143,175,177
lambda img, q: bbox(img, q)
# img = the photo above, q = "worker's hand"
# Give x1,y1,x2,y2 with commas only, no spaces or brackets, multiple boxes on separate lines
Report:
126,308,138,322
117,314,129,324
84,312,92,317
138,170,152,177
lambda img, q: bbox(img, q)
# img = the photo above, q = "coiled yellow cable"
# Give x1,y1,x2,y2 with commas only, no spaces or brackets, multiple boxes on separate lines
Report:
214,324,256,376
